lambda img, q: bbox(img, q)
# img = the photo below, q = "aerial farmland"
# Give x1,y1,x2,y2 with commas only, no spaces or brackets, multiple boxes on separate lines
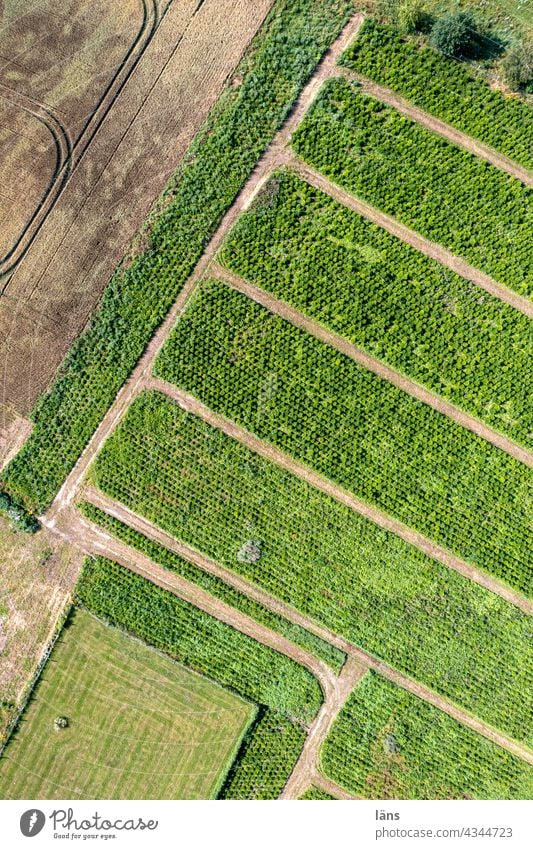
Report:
0,0,531,811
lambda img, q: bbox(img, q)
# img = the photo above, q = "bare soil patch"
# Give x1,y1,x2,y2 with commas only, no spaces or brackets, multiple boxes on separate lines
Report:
0,0,272,420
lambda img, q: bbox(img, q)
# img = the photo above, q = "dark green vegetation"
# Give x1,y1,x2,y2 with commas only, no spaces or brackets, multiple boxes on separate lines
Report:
155,283,531,596
292,77,532,297
220,171,532,445
220,708,306,799
299,785,336,799
76,556,321,798
79,501,345,673
321,672,533,799
90,391,533,744
0,492,39,533
341,19,533,169
1,0,353,514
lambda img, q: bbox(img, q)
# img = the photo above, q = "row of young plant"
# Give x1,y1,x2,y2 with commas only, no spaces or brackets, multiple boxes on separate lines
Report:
154,282,531,596
291,77,532,298
76,556,321,798
89,391,532,743
0,0,354,514
79,501,345,673
321,672,533,800
219,170,532,447
340,19,533,171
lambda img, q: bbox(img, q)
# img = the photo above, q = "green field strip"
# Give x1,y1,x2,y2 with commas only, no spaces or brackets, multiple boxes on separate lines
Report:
321,671,533,800
0,0,354,514
339,19,533,171
291,77,532,298
0,609,255,800
89,390,532,744
220,707,306,799
75,555,322,727
219,170,532,447
78,501,345,673
153,281,531,596
74,556,316,798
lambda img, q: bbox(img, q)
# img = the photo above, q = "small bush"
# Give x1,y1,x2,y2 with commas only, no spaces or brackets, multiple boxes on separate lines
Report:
503,40,533,91
430,12,475,57
54,716,69,731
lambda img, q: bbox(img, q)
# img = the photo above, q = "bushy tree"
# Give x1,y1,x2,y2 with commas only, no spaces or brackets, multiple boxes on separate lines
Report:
430,12,475,57
503,40,533,90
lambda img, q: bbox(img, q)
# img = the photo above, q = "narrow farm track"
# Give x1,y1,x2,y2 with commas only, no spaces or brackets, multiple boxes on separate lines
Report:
43,510,336,711
81,485,354,653
291,160,533,319
311,774,356,800
147,376,533,618
211,263,533,468
339,69,533,187
281,656,368,799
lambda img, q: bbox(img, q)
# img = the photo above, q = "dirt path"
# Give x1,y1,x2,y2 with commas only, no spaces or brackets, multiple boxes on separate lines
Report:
291,160,533,319
281,656,368,799
147,377,533,617
211,264,533,469
43,509,336,712
339,69,533,187
310,775,358,800
45,500,533,766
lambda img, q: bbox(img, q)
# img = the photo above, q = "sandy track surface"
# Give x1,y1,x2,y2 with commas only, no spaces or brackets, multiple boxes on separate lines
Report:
211,263,533,468
291,160,533,319
281,656,368,799
148,377,533,617
44,509,336,712
0,0,273,415
340,69,533,187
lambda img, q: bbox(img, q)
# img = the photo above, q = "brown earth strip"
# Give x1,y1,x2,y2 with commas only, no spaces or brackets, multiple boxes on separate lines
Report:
0,0,273,416
310,774,357,800
339,68,533,187
290,159,533,319
211,263,533,468
147,377,533,618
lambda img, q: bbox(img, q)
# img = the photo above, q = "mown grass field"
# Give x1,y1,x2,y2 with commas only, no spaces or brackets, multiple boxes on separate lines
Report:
0,609,254,799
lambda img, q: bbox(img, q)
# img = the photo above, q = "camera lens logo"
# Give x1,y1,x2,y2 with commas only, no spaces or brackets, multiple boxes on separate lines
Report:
20,809,46,837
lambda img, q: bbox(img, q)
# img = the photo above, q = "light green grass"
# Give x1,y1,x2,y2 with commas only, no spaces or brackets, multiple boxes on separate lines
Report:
0,610,254,799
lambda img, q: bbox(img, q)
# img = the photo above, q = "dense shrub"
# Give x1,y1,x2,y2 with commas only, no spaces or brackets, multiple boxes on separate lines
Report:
90,390,533,743
430,12,476,57
341,19,533,169
292,77,533,297
322,672,533,799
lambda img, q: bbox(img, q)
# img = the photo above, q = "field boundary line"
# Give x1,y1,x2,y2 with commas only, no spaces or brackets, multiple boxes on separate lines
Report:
282,656,368,799
338,68,533,187
80,486,350,655
45,502,533,766
146,376,533,617
46,510,336,712
290,159,533,318
210,263,533,468
42,10,366,521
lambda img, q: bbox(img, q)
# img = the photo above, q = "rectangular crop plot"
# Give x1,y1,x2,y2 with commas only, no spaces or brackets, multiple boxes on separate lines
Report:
340,19,533,170
219,170,532,446
321,672,533,799
89,390,533,743
292,77,532,298
0,609,254,800
154,281,531,597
